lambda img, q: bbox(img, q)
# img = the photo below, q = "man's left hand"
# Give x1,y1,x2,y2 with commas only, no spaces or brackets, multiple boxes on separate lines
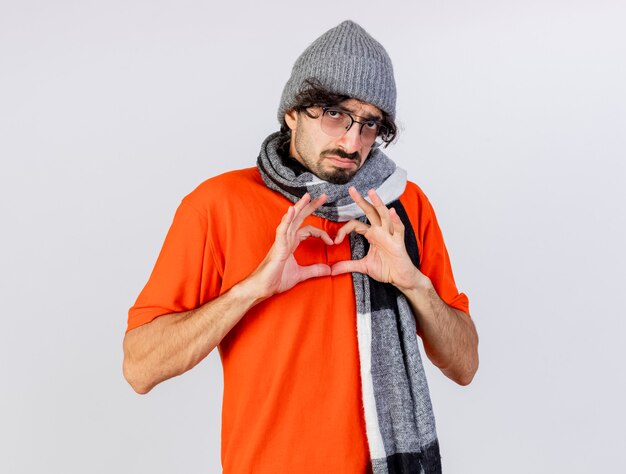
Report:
333,187,479,385
331,187,427,292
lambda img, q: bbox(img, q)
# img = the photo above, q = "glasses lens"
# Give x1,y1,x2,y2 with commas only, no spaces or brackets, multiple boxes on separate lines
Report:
321,109,350,137
360,124,379,147
320,108,386,147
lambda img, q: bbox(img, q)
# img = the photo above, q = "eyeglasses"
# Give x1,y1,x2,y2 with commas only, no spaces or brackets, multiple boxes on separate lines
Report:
317,107,389,147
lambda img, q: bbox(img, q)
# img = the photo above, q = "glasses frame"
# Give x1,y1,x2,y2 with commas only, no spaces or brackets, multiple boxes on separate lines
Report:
318,106,389,147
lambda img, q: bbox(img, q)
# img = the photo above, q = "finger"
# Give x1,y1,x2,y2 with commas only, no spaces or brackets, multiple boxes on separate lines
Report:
292,193,327,229
348,187,381,226
334,220,370,244
368,189,392,232
285,193,311,234
389,207,405,239
297,225,334,245
331,259,367,276
275,205,295,240
298,263,331,281
290,193,312,221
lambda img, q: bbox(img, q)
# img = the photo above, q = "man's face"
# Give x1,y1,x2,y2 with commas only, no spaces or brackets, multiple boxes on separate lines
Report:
285,99,383,184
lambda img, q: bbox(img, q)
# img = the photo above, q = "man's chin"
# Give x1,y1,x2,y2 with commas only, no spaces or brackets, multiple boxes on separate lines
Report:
320,169,355,185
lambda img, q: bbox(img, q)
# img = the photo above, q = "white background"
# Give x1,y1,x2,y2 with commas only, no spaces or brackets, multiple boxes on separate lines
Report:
1,1,625,473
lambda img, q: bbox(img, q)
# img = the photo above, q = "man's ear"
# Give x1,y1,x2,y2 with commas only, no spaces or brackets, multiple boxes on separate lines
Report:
284,109,298,131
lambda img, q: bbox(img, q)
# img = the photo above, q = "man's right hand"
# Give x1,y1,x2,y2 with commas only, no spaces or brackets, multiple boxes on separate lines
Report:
123,193,332,394
248,193,333,299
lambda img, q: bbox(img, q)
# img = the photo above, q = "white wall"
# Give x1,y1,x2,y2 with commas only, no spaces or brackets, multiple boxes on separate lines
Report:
1,1,624,473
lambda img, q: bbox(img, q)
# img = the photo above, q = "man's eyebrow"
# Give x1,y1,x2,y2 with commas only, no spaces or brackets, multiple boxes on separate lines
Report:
334,105,383,122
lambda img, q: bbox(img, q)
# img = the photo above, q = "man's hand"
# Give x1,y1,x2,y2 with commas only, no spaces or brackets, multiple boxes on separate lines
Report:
331,187,479,385
123,192,334,394
250,193,333,299
331,187,428,291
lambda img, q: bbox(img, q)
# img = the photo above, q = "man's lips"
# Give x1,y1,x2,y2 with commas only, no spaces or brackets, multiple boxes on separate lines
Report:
325,155,359,169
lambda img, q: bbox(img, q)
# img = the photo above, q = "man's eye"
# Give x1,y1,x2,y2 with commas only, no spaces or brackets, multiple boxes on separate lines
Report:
364,121,379,130
326,110,345,119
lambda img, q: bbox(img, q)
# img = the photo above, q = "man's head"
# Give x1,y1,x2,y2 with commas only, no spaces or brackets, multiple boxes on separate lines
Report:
278,20,398,184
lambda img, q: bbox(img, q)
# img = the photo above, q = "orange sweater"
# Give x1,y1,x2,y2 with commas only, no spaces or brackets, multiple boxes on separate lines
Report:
128,167,469,473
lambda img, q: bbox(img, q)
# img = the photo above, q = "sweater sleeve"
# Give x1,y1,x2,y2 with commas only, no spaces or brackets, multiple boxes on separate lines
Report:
401,183,470,315
126,199,223,333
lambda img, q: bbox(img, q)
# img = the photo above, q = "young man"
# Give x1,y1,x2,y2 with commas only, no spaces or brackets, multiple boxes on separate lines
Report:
124,20,478,474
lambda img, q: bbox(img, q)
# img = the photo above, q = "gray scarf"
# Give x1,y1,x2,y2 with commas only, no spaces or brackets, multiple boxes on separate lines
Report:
257,132,442,474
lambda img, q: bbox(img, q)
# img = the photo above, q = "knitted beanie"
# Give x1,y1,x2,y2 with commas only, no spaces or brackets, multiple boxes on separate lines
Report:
277,20,396,124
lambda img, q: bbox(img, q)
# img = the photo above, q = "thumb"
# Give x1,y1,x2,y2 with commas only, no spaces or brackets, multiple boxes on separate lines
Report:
297,263,332,282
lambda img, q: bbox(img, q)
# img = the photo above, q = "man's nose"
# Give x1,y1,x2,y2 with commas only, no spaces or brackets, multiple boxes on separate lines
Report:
337,123,362,153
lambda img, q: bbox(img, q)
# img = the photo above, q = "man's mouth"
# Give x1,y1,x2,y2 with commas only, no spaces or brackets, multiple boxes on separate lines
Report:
323,150,360,169
326,156,357,169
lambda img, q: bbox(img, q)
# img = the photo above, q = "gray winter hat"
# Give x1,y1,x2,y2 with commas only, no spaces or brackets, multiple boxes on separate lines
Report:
277,20,396,124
